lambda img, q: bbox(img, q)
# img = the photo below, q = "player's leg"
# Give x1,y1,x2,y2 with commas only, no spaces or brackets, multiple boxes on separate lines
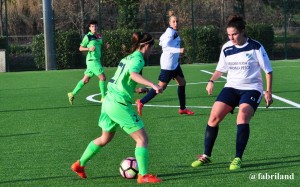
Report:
71,97,117,178
68,71,90,105
230,90,261,170
116,99,161,183
130,129,162,183
71,131,115,179
172,65,194,115
136,69,171,116
130,128,149,176
192,101,232,167
93,64,106,102
174,75,194,115
97,73,106,102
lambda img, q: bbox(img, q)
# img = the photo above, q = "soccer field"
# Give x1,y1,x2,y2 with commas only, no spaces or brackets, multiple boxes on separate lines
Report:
0,60,299,186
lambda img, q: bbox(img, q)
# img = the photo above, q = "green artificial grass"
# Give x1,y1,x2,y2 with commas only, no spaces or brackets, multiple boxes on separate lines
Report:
0,60,299,186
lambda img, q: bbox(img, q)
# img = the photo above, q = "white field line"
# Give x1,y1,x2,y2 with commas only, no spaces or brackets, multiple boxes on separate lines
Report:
86,94,297,109
200,70,300,108
86,69,299,109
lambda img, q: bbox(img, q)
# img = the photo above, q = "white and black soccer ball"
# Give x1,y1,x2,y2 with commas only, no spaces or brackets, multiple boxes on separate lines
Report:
119,157,139,179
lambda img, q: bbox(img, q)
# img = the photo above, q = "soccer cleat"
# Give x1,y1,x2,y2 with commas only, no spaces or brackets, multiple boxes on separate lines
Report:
68,92,74,105
229,157,242,171
137,174,162,184
178,108,195,115
191,154,212,167
136,99,144,116
71,160,87,179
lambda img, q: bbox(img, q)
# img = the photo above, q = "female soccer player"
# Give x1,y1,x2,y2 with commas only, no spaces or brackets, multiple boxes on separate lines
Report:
136,14,194,116
191,14,273,170
71,32,163,184
68,20,107,104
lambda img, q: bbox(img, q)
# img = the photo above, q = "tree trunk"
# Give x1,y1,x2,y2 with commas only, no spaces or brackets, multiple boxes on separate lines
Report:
79,0,85,35
0,0,3,36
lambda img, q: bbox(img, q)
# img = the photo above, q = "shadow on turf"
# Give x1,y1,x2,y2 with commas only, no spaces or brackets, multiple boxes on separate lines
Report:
0,104,98,113
0,132,40,138
0,176,72,185
159,155,300,181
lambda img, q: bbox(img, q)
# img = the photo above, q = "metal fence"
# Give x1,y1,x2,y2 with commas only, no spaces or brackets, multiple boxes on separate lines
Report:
1,0,299,71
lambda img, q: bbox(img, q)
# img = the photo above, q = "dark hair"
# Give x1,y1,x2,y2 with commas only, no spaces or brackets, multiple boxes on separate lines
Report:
130,32,154,53
89,20,98,27
226,14,246,32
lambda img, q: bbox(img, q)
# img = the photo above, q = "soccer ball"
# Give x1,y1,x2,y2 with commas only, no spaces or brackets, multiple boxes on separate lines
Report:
119,157,139,179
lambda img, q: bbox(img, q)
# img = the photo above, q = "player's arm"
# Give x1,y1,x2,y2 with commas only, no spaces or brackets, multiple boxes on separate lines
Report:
130,72,162,94
79,35,95,52
265,71,273,108
206,70,223,95
79,45,93,52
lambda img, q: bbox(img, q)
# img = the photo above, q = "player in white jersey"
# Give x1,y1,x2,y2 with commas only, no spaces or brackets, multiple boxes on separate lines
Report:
136,15,194,116
191,14,273,171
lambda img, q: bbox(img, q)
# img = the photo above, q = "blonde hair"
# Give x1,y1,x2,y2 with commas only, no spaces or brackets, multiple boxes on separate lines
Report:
168,10,177,22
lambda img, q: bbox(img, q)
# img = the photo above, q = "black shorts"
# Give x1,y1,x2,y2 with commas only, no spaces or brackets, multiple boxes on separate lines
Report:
158,64,184,83
216,87,262,112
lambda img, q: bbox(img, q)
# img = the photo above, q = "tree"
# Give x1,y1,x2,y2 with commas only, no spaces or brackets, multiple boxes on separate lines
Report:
115,0,140,29
0,0,3,36
234,0,245,18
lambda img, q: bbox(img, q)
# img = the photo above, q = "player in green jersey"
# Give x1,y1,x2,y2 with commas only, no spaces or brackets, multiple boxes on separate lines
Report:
68,20,107,104
71,32,163,184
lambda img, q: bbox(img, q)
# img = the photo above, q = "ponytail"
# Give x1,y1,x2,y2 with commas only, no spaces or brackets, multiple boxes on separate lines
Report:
130,32,154,53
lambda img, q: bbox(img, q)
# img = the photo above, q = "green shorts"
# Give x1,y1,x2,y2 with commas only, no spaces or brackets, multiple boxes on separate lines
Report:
98,94,144,134
84,61,104,77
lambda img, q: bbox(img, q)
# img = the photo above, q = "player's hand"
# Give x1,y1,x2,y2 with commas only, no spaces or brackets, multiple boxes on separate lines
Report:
180,48,185,54
265,91,273,108
152,84,163,94
135,87,149,94
206,82,214,95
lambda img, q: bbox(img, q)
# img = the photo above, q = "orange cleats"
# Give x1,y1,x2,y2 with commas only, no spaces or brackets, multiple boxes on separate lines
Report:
136,99,144,116
137,174,162,184
178,108,195,115
71,160,87,179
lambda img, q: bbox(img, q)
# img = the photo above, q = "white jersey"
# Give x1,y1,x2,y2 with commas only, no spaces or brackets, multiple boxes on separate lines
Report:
216,38,272,93
159,27,181,70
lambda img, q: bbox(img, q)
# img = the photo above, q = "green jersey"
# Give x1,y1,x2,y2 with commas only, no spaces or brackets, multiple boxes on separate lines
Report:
80,32,103,64
107,51,145,103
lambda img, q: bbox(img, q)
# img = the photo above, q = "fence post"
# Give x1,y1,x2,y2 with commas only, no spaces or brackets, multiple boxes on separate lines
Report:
4,0,9,72
0,49,6,72
43,0,56,70
283,0,288,59
191,0,195,64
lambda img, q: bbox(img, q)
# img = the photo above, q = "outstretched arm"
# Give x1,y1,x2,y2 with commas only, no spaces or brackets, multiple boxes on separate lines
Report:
265,72,273,108
130,72,163,94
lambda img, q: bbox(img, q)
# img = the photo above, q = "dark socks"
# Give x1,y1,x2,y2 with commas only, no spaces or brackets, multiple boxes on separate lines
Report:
236,124,250,159
140,89,157,104
204,125,219,157
178,86,186,110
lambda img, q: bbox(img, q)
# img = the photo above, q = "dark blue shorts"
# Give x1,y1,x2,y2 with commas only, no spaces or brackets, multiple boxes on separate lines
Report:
216,87,262,112
158,64,184,83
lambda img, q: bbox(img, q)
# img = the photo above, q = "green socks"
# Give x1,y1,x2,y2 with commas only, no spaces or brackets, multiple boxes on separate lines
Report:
72,80,105,99
79,141,101,166
72,80,85,95
99,80,106,99
135,147,149,176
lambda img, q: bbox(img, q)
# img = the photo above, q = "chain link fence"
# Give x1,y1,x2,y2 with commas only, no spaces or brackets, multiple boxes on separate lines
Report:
1,0,299,71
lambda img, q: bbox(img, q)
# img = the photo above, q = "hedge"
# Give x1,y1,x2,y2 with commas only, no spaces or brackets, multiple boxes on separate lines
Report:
181,25,222,64
29,24,275,69
32,31,82,69
246,23,274,56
